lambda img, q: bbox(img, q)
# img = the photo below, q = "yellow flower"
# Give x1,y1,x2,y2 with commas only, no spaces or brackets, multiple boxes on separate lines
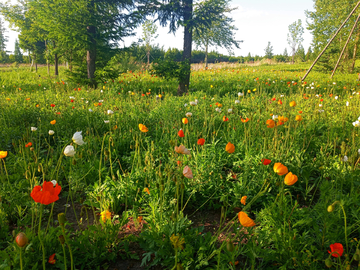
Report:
170,234,185,250
100,210,111,223
289,101,296,107
284,172,298,185
182,118,188,124
241,196,247,205
139,124,148,133
273,163,288,176
248,90,251,93
0,151,8,159
50,120,56,125
238,211,255,227
295,115,302,121
225,142,235,154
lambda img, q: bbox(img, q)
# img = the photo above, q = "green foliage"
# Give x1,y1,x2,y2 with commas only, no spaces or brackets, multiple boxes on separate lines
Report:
264,41,274,59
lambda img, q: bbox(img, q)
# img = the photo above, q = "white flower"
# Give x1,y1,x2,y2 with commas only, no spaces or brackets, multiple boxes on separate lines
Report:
333,82,336,85
215,107,221,112
353,120,360,127
49,130,55,135
235,100,240,104
100,90,103,93
335,96,338,100
190,101,197,106
185,112,192,117
31,127,37,132
69,96,75,99
85,100,89,103
195,99,199,104
353,92,356,95
272,115,278,120
315,94,319,98
89,109,93,112
99,100,104,102
280,94,284,97
51,180,57,186
358,149,360,155
346,101,349,106
311,87,314,90
184,103,188,107
318,109,324,113
238,92,244,97
342,156,348,162
72,131,85,145
104,120,110,124
107,110,114,115
64,145,76,157
319,104,323,107
228,108,233,113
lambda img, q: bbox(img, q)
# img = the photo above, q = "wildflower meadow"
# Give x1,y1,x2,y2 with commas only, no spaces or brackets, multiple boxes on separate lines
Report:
0,63,360,269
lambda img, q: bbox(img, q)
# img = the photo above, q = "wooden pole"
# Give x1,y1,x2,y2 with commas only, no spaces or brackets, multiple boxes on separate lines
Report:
330,13,360,78
302,0,360,81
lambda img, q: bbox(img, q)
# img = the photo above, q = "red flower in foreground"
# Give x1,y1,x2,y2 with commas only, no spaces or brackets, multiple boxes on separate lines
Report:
197,138,205,145
328,243,344,258
50,104,55,108
31,181,61,205
178,129,185,137
25,142,32,148
48,253,56,264
223,116,229,122
261,159,271,165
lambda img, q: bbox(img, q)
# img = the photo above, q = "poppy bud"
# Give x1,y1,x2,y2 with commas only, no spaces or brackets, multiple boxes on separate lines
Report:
58,235,65,245
15,232,28,248
354,249,360,261
325,258,332,268
226,241,235,252
30,147,34,151
58,213,66,226
327,204,334,213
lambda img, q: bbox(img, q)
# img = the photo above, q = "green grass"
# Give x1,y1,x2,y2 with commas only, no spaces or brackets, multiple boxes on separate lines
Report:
0,63,360,269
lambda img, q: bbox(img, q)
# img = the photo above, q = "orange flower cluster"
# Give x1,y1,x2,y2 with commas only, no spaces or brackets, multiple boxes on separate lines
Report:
273,163,298,185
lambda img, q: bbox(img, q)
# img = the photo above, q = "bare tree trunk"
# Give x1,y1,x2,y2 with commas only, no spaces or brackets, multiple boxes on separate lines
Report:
177,0,193,96
34,53,37,73
351,29,360,73
54,53,59,76
147,50,150,66
205,43,208,68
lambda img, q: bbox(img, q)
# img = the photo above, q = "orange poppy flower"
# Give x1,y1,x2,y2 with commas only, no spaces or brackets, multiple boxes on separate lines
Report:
223,116,229,122
139,124,148,133
284,172,298,185
178,129,185,137
197,138,205,145
289,101,296,107
100,210,111,223
174,145,191,155
144,187,150,195
241,196,247,205
25,142,32,148
225,142,235,154
278,116,288,123
328,243,344,258
278,100,283,105
182,118,188,124
295,115,302,121
48,253,56,264
183,165,193,179
273,163,288,176
50,120,56,125
238,211,255,227
31,181,61,205
241,117,249,123
266,119,275,128
0,151,8,159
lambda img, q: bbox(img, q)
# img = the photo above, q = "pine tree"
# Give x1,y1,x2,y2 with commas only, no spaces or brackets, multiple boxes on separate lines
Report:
264,41,273,59
14,39,23,63
0,17,8,52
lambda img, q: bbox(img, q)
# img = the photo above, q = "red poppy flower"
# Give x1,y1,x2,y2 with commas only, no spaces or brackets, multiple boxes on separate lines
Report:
197,138,205,145
178,129,185,137
50,104,55,107
70,99,74,103
223,116,229,122
25,142,32,148
48,253,56,264
31,181,61,205
328,243,344,258
261,159,271,165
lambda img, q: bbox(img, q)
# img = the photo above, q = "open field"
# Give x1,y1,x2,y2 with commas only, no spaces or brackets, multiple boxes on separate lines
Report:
0,63,360,269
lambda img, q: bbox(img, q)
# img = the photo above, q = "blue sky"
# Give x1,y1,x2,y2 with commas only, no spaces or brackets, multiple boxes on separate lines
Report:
3,0,315,57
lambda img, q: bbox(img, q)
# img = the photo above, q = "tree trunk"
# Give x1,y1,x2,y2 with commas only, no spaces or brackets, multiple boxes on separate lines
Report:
177,0,193,96
351,28,360,73
205,43,208,68
147,50,150,66
54,53,59,76
29,51,33,71
87,0,97,88
34,53,37,72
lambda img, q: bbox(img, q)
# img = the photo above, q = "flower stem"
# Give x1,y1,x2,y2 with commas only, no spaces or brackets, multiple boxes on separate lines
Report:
38,205,46,270
61,244,67,270
19,248,23,270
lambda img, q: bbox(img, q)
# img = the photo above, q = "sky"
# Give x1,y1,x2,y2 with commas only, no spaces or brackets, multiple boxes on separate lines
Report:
2,0,315,57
